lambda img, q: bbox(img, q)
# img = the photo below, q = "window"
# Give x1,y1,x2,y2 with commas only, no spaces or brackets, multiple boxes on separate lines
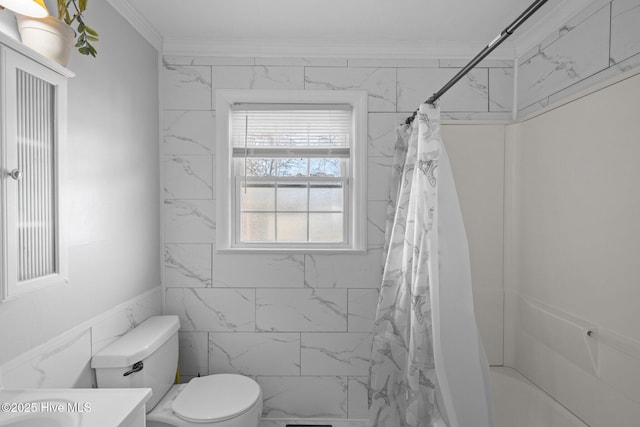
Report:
1,47,69,301
216,90,367,252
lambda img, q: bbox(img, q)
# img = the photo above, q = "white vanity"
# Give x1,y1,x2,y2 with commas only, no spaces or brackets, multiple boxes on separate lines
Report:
0,388,151,427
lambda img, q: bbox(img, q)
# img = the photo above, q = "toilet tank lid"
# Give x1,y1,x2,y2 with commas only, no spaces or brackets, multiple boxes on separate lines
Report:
91,316,180,368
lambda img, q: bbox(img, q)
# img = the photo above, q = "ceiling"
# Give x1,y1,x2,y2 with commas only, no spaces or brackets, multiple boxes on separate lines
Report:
121,0,591,57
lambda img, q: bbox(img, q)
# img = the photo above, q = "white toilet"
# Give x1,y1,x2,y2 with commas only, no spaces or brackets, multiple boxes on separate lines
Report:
91,315,262,427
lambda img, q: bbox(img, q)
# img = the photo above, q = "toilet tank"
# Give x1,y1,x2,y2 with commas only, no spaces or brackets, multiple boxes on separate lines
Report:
91,315,180,412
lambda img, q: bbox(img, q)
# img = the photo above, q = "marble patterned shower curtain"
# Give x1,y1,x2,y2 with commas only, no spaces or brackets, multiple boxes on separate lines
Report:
368,104,494,427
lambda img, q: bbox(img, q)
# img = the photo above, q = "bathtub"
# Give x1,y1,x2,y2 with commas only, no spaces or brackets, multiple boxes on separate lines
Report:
259,367,588,427
491,367,588,427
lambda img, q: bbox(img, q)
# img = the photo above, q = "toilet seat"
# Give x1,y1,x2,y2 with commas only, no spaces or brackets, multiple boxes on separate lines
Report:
172,374,261,423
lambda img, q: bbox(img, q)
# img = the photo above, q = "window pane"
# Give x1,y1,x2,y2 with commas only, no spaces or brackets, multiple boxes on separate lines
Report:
277,158,308,177
309,183,343,211
245,158,277,176
241,212,275,241
241,183,274,211
310,158,342,177
277,213,307,242
277,184,307,211
309,213,343,242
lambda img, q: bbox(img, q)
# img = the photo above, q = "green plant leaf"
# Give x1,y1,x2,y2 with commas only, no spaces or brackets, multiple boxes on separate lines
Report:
78,22,85,33
85,26,98,37
79,0,87,12
78,46,90,55
88,44,97,57
57,0,65,20
86,35,99,42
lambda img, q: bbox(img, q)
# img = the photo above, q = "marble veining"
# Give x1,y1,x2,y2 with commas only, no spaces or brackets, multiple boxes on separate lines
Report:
348,289,379,332
91,293,162,355
178,332,209,376
256,289,347,332
1,330,92,389
164,155,214,199
397,68,489,112
164,199,216,243
163,110,216,155
305,67,396,112
347,376,370,419
162,64,212,110
489,67,514,112
258,376,348,418
367,200,387,245
165,288,255,331
517,6,610,110
212,66,304,90
368,113,405,157
164,244,212,287
214,253,304,287
209,332,300,375
164,56,255,66
611,0,640,64
304,248,383,289
301,333,373,375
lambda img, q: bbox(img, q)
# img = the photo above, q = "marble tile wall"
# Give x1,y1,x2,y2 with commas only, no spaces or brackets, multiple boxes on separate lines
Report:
161,55,511,420
518,0,640,116
0,289,161,389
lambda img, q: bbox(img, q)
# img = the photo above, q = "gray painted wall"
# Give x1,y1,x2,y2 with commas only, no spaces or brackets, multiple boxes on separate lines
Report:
0,1,160,366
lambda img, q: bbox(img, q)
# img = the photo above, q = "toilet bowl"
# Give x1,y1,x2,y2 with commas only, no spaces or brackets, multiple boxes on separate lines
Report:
91,315,262,427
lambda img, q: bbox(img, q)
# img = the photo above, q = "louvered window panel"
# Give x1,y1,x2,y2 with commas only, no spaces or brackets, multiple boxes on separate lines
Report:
1,46,69,302
16,69,57,281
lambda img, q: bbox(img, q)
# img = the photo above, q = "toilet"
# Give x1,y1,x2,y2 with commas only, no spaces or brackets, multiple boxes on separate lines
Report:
91,315,262,427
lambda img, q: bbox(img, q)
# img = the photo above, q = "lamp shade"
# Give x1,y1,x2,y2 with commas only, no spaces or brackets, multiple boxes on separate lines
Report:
0,0,48,18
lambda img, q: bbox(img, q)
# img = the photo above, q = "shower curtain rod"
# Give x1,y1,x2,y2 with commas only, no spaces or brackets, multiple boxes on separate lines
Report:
405,0,549,124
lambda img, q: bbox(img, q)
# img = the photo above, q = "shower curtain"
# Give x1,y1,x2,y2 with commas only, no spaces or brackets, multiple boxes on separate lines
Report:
368,104,494,427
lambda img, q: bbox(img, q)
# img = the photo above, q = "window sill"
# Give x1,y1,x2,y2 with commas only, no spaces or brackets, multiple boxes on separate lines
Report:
215,246,368,255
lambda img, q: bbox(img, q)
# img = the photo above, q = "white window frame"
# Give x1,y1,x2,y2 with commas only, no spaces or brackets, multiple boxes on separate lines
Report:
0,46,69,301
216,89,367,253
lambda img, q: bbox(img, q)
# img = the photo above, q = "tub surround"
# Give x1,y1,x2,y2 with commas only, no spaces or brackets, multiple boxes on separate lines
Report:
505,68,640,427
491,367,588,427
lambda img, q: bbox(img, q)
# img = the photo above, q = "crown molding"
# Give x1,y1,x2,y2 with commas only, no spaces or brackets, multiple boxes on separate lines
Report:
162,38,517,60
106,0,162,51
108,0,599,61
512,0,607,58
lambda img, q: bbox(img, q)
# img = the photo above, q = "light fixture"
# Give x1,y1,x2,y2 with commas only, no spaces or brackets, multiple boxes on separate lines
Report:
0,0,48,18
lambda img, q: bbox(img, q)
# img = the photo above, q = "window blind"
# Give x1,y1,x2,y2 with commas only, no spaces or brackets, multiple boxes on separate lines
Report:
230,104,353,156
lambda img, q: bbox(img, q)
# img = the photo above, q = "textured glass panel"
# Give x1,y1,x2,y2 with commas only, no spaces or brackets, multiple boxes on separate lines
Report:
277,184,307,211
16,69,56,281
277,213,307,242
310,158,341,177
309,213,343,242
309,183,343,211
241,212,275,242
241,183,275,211
277,158,308,177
